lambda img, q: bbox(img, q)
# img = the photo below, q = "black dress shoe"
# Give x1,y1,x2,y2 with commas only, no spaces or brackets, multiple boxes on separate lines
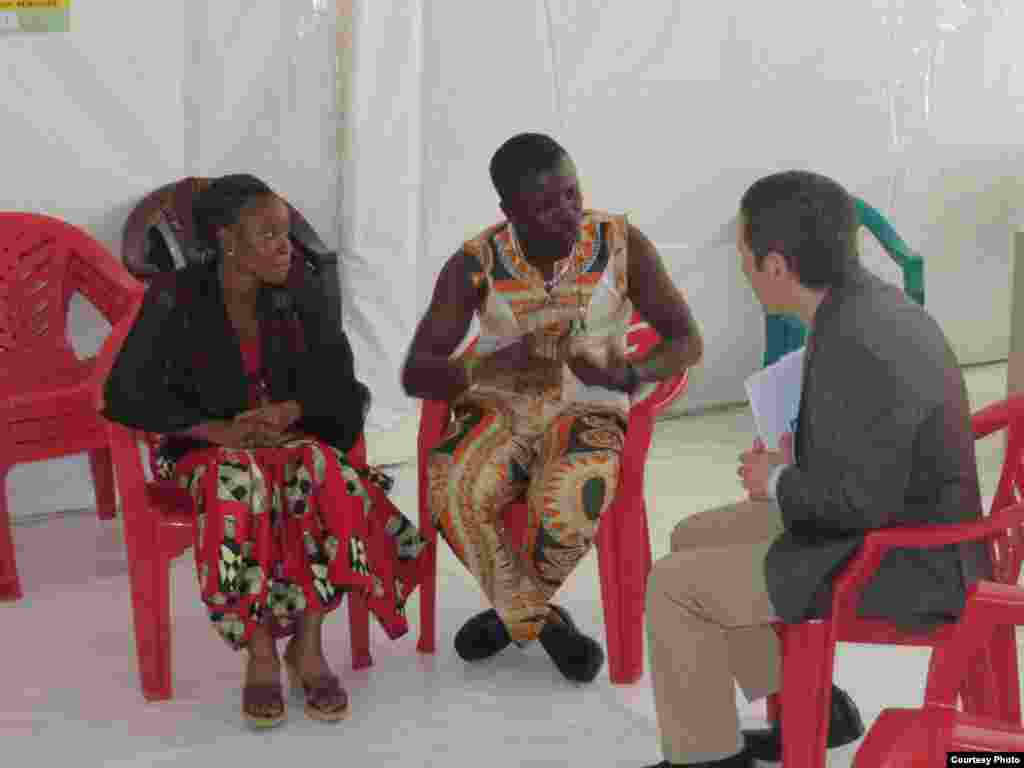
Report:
454,609,511,661
538,604,605,683
641,747,753,767
743,685,864,761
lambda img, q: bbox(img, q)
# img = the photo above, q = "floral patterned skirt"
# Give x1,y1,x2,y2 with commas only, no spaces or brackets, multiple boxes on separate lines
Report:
172,438,426,650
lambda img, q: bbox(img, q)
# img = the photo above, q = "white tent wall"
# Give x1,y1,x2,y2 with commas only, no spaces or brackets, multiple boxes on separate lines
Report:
2,0,1022,518
347,0,1024,465
1,0,338,520
183,1,339,248
2,0,185,521
335,0,426,456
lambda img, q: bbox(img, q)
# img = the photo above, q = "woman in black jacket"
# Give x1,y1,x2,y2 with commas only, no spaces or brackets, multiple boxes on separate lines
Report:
104,174,424,729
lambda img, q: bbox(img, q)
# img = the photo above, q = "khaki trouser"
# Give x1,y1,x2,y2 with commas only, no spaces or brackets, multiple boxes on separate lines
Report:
646,500,784,764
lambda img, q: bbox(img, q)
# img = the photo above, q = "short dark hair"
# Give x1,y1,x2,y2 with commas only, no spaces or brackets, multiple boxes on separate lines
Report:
193,173,276,255
489,133,568,202
740,171,858,289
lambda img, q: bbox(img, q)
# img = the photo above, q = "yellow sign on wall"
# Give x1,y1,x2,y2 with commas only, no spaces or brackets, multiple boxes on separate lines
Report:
0,0,70,34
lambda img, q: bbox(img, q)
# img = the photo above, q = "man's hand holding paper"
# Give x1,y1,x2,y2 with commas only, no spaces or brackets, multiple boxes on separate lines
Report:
738,432,794,499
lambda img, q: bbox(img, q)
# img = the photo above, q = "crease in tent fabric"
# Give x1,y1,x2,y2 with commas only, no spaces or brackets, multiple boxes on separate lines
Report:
542,0,567,132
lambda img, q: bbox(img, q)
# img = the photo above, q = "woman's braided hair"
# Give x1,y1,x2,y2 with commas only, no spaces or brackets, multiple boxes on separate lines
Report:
192,173,276,257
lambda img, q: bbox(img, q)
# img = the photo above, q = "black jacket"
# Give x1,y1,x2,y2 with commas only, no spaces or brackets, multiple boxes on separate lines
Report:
103,260,369,459
767,263,989,630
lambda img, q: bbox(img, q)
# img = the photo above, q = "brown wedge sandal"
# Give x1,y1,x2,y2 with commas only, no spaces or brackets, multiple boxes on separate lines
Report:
241,681,287,729
284,659,349,723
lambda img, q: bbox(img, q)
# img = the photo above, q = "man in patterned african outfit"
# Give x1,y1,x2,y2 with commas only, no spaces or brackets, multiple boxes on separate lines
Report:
402,133,702,683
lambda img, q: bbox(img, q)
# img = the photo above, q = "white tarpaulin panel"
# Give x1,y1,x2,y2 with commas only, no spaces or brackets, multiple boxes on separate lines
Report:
2,0,1023,516
1,0,338,518
1,0,186,519
184,1,339,249
342,0,1024,458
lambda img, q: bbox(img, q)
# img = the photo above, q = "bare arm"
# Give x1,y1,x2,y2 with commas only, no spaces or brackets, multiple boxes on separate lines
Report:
627,223,703,384
401,251,482,402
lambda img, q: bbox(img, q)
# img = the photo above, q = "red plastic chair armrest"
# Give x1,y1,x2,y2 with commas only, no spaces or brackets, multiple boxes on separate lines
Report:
971,395,1024,440
830,502,1024,611
644,370,689,419
68,235,146,326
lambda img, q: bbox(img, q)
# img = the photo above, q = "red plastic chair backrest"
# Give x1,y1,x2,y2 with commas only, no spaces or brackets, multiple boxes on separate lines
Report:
971,394,1024,584
0,215,77,373
0,213,139,385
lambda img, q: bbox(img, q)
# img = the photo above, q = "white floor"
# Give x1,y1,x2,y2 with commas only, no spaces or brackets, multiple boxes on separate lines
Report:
1,362,1014,767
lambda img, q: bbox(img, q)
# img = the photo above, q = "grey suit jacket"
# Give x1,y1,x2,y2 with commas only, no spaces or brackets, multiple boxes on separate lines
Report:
767,263,990,630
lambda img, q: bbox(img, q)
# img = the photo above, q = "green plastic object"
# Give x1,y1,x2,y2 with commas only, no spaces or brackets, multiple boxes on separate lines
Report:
763,313,808,367
761,197,924,367
855,198,924,307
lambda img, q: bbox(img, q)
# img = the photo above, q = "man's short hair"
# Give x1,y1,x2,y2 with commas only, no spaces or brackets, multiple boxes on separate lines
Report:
740,171,858,289
489,133,568,203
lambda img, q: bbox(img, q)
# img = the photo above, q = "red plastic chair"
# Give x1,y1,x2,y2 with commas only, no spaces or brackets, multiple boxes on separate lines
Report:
764,394,1024,767
0,212,144,601
93,302,377,702
415,312,690,684
854,580,1024,767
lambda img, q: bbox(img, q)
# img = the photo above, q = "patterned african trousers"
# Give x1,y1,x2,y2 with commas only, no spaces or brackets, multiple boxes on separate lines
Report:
173,438,426,650
428,396,625,643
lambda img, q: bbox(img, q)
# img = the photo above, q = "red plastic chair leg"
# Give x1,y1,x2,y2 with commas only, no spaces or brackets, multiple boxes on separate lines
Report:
951,641,1001,720
597,522,628,683
990,624,1022,724
347,592,373,670
111,424,173,700
597,493,647,684
415,398,449,658
417,527,438,654
88,446,118,521
627,499,654,678
0,465,22,601
961,654,989,718
127,549,173,701
778,621,834,768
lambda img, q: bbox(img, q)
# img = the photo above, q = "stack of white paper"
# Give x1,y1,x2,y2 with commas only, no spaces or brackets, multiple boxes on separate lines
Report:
744,346,805,450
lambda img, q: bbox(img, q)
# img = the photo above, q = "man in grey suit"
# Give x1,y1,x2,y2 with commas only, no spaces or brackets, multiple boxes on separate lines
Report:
640,171,988,768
